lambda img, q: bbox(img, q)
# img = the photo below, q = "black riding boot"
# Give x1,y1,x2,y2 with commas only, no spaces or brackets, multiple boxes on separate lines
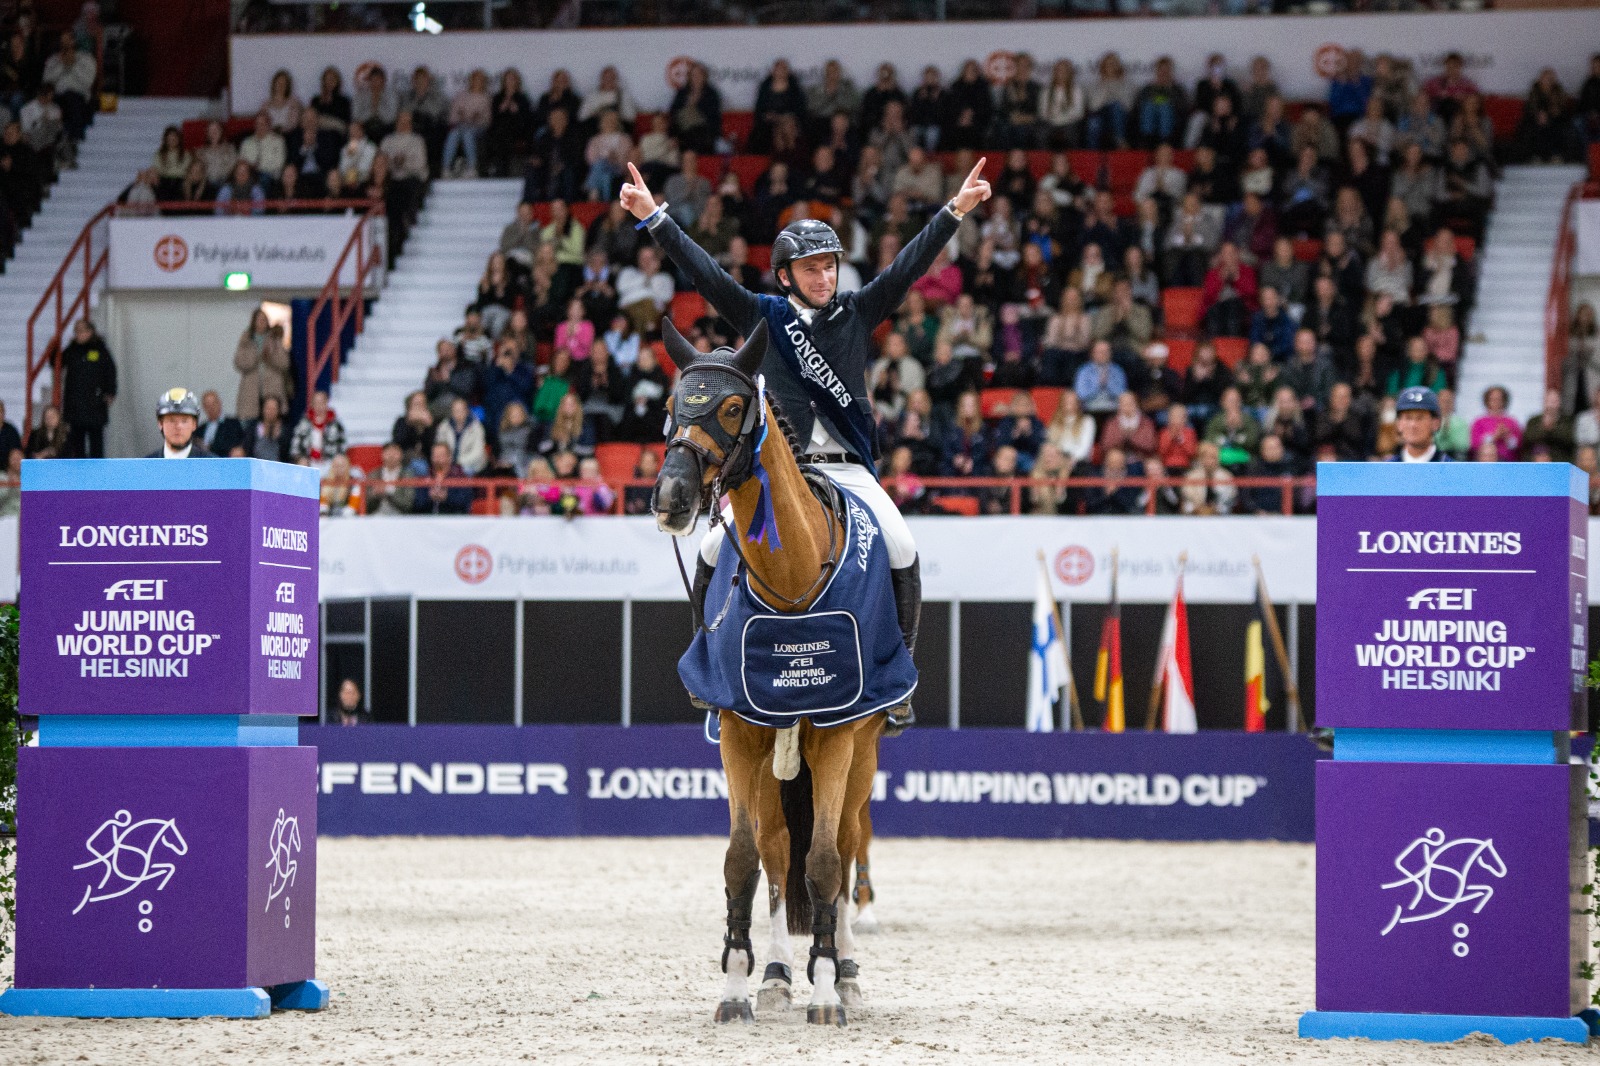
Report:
884,557,921,737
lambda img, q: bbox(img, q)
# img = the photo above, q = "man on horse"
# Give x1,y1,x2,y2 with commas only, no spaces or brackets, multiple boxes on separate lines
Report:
621,158,992,732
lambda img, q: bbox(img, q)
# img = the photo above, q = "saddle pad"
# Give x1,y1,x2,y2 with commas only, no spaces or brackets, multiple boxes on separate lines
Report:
679,485,916,731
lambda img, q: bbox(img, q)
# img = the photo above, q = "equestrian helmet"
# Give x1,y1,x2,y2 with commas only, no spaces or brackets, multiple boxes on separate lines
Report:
1395,386,1441,417
771,218,844,274
156,387,202,419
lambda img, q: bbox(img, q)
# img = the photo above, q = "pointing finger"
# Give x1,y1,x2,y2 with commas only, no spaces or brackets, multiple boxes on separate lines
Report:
968,157,987,186
628,161,645,186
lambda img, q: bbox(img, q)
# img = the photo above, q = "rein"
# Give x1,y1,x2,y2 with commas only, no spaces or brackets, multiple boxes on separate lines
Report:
660,362,844,616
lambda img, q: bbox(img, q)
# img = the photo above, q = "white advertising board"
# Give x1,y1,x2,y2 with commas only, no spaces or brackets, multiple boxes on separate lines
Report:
233,11,1595,115
108,215,371,290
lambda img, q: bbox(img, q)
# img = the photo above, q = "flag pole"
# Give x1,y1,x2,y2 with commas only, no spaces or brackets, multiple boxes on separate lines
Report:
1252,554,1302,732
1036,550,1084,731
1145,551,1187,731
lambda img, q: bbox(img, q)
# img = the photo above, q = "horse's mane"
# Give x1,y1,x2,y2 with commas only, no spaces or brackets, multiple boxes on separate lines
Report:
764,391,803,462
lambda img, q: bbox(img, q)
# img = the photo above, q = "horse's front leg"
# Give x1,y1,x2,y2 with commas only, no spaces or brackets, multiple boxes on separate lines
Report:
801,723,856,1027
833,722,879,1011
755,755,795,1013
715,714,769,1024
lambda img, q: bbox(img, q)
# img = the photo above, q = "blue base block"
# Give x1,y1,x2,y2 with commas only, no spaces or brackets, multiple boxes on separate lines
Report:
268,979,329,1011
1299,1010,1590,1044
0,981,331,1019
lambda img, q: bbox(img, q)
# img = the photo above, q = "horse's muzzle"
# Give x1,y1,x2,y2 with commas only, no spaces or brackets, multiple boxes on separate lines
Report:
653,447,705,536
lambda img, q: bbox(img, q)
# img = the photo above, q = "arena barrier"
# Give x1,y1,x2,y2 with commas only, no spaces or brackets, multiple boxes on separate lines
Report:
304,724,1317,843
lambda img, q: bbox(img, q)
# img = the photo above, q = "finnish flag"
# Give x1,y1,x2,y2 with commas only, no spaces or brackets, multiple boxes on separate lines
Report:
1028,570,1070,732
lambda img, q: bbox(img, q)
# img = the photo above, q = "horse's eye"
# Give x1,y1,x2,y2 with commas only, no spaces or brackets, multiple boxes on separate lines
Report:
728,404,743,418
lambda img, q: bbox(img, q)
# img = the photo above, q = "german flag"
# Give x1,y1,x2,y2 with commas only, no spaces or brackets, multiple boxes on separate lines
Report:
1094,556,1125,732
1244,613,1269,732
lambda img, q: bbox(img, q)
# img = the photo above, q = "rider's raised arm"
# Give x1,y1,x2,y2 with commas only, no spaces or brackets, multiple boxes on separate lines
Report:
644,210,764,338
852,206,960,329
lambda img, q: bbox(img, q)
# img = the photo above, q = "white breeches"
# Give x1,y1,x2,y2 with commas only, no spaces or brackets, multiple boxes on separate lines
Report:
697,463,918,570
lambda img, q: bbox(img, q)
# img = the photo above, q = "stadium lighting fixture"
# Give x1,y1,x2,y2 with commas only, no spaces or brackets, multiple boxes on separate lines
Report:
410,3,443,33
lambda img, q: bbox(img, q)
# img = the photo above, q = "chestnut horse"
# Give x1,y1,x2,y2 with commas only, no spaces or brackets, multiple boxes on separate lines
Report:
652,322,884,1027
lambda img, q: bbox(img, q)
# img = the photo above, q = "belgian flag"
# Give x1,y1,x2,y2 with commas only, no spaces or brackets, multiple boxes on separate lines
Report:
1094,555,1125,732
1244,609,1269,733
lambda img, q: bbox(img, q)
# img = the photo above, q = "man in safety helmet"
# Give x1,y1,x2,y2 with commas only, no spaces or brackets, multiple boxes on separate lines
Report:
1388,387,1450,463
146,388,216,459
621,157,993,732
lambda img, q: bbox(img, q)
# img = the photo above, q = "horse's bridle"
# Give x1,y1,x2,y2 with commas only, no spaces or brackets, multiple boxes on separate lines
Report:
653,359,841,612
651,360,763,521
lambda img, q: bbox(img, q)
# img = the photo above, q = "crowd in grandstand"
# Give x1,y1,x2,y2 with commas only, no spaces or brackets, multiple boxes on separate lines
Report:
55,47,1600,514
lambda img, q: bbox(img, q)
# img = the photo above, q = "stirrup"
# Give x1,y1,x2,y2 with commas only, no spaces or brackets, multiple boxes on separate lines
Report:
882,703,916,737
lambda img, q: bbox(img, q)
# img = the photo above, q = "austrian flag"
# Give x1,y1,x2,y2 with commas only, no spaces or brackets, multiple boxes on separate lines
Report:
1159,573,1197,733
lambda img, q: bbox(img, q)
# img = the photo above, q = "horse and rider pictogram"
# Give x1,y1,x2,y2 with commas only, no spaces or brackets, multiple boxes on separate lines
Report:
1379,827,1507,938
71,810,188,917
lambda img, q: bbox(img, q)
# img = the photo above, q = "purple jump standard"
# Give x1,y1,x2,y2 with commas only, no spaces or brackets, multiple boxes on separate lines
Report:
0,459,328,1020
1300,462,1590,1045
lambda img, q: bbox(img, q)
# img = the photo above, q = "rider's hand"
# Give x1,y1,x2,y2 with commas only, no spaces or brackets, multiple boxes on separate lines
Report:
951,157,992,216
619,162,658,222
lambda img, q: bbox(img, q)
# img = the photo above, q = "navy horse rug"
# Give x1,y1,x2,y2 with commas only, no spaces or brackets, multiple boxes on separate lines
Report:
680,486,916,731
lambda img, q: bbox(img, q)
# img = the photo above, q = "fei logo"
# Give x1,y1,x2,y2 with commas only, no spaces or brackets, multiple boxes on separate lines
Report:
1406,588,1475,611
104,579,165,601
71,810,188,933
454,544,493,584
1379,827,1506,958
275,581,295,604
264,808,301,927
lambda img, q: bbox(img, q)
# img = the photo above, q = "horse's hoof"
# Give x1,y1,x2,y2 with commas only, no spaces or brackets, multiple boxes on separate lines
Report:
757,982,791,1013
836,978,865,1010
807,1003,847,1027
714,999,754,1024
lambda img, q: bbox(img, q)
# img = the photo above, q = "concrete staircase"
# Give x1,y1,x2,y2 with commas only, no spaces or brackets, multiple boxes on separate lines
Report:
0,96,207,426
1457,164,1588,423
330,178,523,444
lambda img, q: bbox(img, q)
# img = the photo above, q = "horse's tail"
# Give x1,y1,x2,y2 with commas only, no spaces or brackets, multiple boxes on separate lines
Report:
780,756,814,936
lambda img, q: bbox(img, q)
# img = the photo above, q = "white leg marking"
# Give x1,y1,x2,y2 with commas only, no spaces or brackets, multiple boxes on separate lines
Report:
854,899,880,934
768,898,795,971
808,957,840,1007
723,948,751,1005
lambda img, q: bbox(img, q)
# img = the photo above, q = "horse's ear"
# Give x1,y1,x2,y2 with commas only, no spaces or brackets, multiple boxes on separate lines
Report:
661,317,698,369
733,321,768,378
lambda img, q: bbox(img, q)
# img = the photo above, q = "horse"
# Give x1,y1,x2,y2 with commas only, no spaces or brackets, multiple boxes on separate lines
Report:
652,321,896,1027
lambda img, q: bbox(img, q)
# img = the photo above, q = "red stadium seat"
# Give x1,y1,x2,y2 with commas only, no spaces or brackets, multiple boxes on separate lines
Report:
671,291,707,335
696,154,722,181
1454,235,1476,262
470,492,497,516
1104,150,1151,194
1213,336,1248,369
1482,95,1524,144
934,496,980,516
722,112,754,150
727,155,768,192
570,201,606,227
1292,237,1323,263
980,388,1019,419
652,340,675,375
1030,387,1064,424
345,444,383,474
1171,150,1195,172
1164,337,1197,374
1065,150,1101,186
1162,287,1204,335
1590,143,1600,181
595,442,643,484
1025,151,1052,178
748,244,772,272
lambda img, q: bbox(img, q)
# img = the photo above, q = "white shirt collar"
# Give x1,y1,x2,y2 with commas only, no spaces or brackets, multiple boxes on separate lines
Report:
1400,443,1437,463
788,296,815,325
163,442,193,459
